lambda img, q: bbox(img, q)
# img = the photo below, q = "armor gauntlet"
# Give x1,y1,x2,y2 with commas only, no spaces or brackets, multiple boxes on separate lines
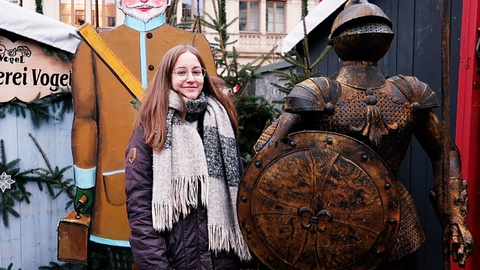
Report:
447,148,474,266
430,146,474,267
448,177,472,263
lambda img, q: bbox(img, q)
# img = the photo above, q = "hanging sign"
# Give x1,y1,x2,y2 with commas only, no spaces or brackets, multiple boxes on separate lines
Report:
0,36,72,102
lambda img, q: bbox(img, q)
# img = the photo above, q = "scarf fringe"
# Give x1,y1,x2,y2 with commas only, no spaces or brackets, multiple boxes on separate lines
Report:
208,225,252,261
152,174,208,231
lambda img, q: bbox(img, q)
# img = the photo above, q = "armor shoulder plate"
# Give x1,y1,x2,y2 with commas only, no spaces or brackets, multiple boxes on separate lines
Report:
285,77,341,113
388,75,440,110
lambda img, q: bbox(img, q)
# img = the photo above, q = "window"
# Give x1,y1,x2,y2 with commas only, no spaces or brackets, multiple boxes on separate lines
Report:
182,0,204,19
60,0,86,26
179,0,204,29
60,0,116,27
266,1,284,33
91,0,116,27
239,0,259,32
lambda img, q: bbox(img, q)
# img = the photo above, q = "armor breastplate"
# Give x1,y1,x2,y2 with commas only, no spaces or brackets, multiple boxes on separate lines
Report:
286,75,439,175
307,83,413,174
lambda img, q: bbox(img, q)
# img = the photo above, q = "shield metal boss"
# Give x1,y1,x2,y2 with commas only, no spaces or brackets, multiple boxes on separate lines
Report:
238,131,400,270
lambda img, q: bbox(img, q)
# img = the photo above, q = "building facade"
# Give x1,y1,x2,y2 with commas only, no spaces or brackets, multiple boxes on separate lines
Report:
8,0,320,65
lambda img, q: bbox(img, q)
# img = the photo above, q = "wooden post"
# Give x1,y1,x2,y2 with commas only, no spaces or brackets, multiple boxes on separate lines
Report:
440,0,452,268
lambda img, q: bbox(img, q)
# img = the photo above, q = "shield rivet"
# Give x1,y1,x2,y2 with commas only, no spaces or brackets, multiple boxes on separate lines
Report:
326,137,333,144
290,140,297,147
246,228,252,234
254,161,262,168
268,258,274,263
361,154,368,161
384,183,391,190
388,218,397,225
241,196,247,202
375,250,383,256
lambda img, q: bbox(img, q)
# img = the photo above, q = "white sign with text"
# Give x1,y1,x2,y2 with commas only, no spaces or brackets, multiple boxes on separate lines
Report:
0,36,72,102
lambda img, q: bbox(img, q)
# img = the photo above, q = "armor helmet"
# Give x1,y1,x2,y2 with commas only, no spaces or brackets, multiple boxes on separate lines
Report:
328,0,394,62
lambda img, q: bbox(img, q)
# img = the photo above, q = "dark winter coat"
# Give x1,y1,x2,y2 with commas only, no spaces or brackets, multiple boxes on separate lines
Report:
125,125,246,270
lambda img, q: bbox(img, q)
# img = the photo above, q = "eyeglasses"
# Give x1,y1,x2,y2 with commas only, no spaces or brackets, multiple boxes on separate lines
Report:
172,68,206,81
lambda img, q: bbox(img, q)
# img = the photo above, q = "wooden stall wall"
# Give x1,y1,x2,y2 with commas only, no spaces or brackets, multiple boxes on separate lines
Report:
0,86,74,268
295,0,464,269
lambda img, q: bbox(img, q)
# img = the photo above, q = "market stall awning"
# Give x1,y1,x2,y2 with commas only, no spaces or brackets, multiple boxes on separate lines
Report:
282,0,347,53
0,1,80,54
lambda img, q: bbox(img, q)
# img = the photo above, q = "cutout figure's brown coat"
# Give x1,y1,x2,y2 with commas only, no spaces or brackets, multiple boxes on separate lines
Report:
71,23,216,243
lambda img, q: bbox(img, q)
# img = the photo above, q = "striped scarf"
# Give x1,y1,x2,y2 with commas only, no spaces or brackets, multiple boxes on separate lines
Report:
152,91,251,261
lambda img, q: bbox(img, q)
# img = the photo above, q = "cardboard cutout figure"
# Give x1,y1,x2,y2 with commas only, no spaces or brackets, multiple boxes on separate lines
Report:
63,0,216,267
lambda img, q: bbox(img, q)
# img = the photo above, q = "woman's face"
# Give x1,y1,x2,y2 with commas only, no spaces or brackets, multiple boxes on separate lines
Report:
171,52,204,100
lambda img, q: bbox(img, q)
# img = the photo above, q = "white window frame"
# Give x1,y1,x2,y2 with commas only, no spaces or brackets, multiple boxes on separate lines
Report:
266,1,285,33
60,0,116,27
239,0,260,32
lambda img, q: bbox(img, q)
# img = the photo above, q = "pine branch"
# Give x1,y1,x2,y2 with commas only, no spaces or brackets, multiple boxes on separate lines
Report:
28,133,75,200
301,0,310,69
39,261,83,270
166,0,180,26
271,0,333,97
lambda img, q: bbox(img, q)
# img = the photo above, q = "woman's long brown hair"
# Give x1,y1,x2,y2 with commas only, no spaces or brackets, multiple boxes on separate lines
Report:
135,45,239,152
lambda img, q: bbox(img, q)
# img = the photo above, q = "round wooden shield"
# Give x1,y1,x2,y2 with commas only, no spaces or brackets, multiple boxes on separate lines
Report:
238,131,400,270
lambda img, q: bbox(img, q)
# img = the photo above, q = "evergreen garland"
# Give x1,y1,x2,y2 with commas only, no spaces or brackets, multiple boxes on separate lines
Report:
0,90,73,128
42,44,75,66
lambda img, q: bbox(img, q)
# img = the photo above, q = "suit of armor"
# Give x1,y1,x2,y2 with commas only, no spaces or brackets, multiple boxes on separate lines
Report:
252,0,473,269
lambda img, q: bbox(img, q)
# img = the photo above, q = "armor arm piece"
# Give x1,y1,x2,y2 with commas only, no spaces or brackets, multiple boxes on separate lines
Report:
285,77,341,113
388,75,440,110
414,109,474,265
447,143,474,265
253,112,302,155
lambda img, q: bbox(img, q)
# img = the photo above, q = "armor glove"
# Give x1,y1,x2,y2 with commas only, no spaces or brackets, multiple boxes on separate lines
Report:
448,178,474,267
450,222,474,267
74,187,94,214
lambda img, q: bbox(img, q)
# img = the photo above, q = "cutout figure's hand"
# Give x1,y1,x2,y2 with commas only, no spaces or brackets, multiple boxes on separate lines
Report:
75,187,94,214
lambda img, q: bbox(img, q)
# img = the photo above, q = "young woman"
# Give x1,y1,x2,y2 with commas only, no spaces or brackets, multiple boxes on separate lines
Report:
124,45,252,270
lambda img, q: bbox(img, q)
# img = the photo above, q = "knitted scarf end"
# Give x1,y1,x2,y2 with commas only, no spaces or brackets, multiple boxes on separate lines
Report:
152,174,208,231
208,225,252,261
